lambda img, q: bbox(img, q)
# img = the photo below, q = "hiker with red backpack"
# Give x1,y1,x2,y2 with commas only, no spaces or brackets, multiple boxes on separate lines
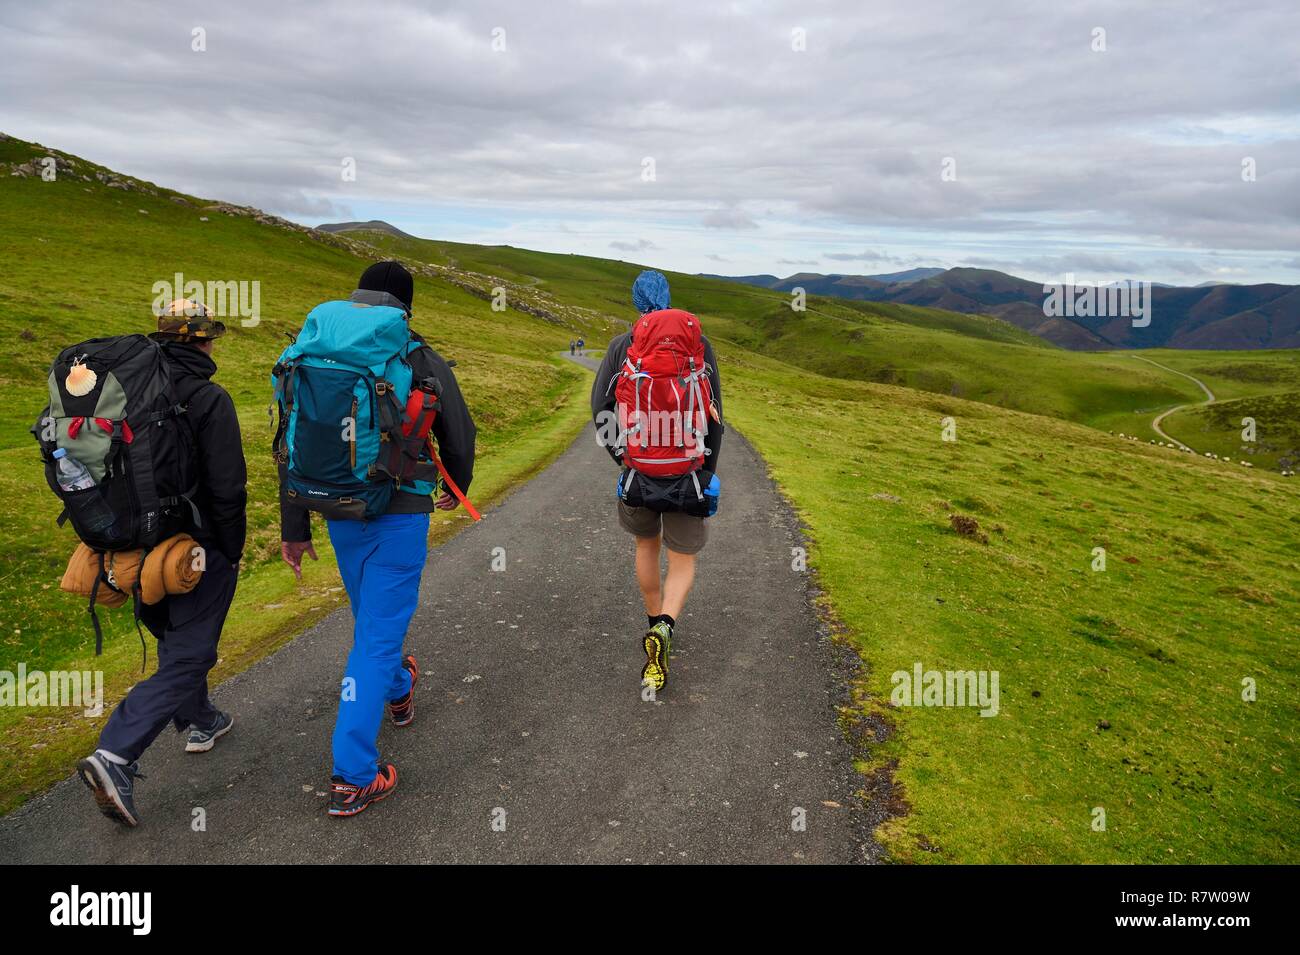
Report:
276,261,477,817
591,270,723,691
39,299,248,827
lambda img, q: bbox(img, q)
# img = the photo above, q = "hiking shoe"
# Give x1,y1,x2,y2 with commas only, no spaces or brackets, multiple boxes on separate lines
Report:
185,711,234,753
642,621,672,691
328,763,398,818
388,654,419,727
77,752,143,827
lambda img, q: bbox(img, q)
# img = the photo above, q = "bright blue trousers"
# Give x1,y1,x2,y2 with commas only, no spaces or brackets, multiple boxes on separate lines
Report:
326,512,428,784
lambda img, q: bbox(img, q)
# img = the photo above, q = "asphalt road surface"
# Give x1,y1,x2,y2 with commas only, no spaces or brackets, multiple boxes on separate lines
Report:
0,357,869,864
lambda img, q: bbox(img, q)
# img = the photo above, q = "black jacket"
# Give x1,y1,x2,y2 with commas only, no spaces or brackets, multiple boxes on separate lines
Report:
278,327,476,544
158,340,248,563
590,330,724,471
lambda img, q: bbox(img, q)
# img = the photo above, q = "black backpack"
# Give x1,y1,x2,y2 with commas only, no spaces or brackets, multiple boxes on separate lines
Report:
32,335,201,653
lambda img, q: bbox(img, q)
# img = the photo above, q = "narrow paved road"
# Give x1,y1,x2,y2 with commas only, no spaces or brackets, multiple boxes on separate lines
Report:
0,356,869,864
1132,355,1216,452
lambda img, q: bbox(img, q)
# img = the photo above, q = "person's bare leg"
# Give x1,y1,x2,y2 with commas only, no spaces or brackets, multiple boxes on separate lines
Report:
661,547,697,620
635,535,664,617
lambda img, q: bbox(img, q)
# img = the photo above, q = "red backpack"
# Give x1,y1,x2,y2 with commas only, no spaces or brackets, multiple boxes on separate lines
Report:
614,308,714,478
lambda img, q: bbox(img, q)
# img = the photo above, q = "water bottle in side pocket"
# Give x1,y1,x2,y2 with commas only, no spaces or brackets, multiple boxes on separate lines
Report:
702,472,720,517
53,448,116,533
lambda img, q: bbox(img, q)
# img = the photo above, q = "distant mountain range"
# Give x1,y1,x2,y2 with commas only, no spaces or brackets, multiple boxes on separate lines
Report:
706,267,1299,350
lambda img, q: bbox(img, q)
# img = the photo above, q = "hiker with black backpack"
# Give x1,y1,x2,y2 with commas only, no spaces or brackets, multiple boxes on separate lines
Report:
37,300,248,827
276,261,477,818
591,270,722,691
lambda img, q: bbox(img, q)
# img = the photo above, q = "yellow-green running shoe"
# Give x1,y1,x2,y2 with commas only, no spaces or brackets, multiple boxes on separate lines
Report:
642,621,672,690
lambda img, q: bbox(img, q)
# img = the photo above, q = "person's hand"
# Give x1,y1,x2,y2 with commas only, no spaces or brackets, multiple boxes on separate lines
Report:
435,491,459,511
281,540,317,580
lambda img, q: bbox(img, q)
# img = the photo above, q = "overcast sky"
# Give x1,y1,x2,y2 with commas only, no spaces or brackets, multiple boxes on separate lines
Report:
2,0,1298,284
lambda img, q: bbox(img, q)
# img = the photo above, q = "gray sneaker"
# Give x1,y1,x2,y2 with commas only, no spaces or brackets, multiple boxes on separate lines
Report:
185,711,234,753
77,752,142,827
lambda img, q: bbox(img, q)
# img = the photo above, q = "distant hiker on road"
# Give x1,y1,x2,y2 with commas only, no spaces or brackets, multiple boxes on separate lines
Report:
569,339,576,356
71,300,248,827
591,270,722,691
276,261,476,818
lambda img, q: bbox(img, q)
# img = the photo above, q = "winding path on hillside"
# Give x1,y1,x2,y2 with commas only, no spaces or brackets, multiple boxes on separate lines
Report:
1131,355,1216,452
0,355,871,864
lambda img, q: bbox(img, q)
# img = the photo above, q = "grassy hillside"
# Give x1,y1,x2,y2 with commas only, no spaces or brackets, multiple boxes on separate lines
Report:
0,136,615,811
1163,392,1300,473
723,349,1299,863
1140,348,1300,403
1127,351,1300,463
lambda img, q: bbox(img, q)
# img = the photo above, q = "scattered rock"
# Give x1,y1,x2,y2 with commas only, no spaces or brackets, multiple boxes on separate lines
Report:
1097,719,1111,730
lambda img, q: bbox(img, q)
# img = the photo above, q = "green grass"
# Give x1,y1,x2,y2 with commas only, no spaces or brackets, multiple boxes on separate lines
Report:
0,137,606,812
1137,349,1300,403
1128,349,1300,472
1162,391,1300,474
724,349,1299,862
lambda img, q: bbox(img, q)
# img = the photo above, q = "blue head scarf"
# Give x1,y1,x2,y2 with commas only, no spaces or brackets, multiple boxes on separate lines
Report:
631,270,671,314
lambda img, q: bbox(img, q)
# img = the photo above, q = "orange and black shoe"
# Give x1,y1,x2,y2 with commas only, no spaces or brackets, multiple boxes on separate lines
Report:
388,654,419,727
328,763,398,818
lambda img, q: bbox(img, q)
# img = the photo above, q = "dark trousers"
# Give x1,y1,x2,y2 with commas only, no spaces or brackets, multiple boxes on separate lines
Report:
97,550,238,763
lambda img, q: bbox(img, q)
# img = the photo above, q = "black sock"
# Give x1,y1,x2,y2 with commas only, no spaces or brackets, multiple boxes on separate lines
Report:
660,614,676,630
648,614,658,629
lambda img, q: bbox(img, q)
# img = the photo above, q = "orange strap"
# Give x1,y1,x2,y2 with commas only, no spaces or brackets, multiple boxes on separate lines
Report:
430,445,482,521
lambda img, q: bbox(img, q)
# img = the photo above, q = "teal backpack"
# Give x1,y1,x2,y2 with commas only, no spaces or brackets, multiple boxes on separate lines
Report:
272,300,440,520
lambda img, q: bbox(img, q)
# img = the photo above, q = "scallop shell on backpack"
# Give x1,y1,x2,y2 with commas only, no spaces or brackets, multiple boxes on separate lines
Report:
66,360,97,397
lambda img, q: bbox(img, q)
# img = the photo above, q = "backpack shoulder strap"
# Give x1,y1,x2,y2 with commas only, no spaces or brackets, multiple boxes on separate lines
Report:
159,366,206,527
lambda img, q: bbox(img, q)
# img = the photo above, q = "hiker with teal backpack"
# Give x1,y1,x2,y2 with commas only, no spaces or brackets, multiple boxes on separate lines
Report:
591,270,723,692
275,261,477,817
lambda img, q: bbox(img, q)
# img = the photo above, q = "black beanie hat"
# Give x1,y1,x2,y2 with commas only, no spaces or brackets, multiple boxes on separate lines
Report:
358,260,414,313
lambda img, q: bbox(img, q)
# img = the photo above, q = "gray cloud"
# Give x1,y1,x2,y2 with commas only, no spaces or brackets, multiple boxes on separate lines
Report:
702,207,759,230
1,0,1297,282
610,238,658,252
824,250,893,263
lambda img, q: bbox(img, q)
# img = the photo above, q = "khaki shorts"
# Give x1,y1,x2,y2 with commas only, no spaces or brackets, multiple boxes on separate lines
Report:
617,502,708,555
